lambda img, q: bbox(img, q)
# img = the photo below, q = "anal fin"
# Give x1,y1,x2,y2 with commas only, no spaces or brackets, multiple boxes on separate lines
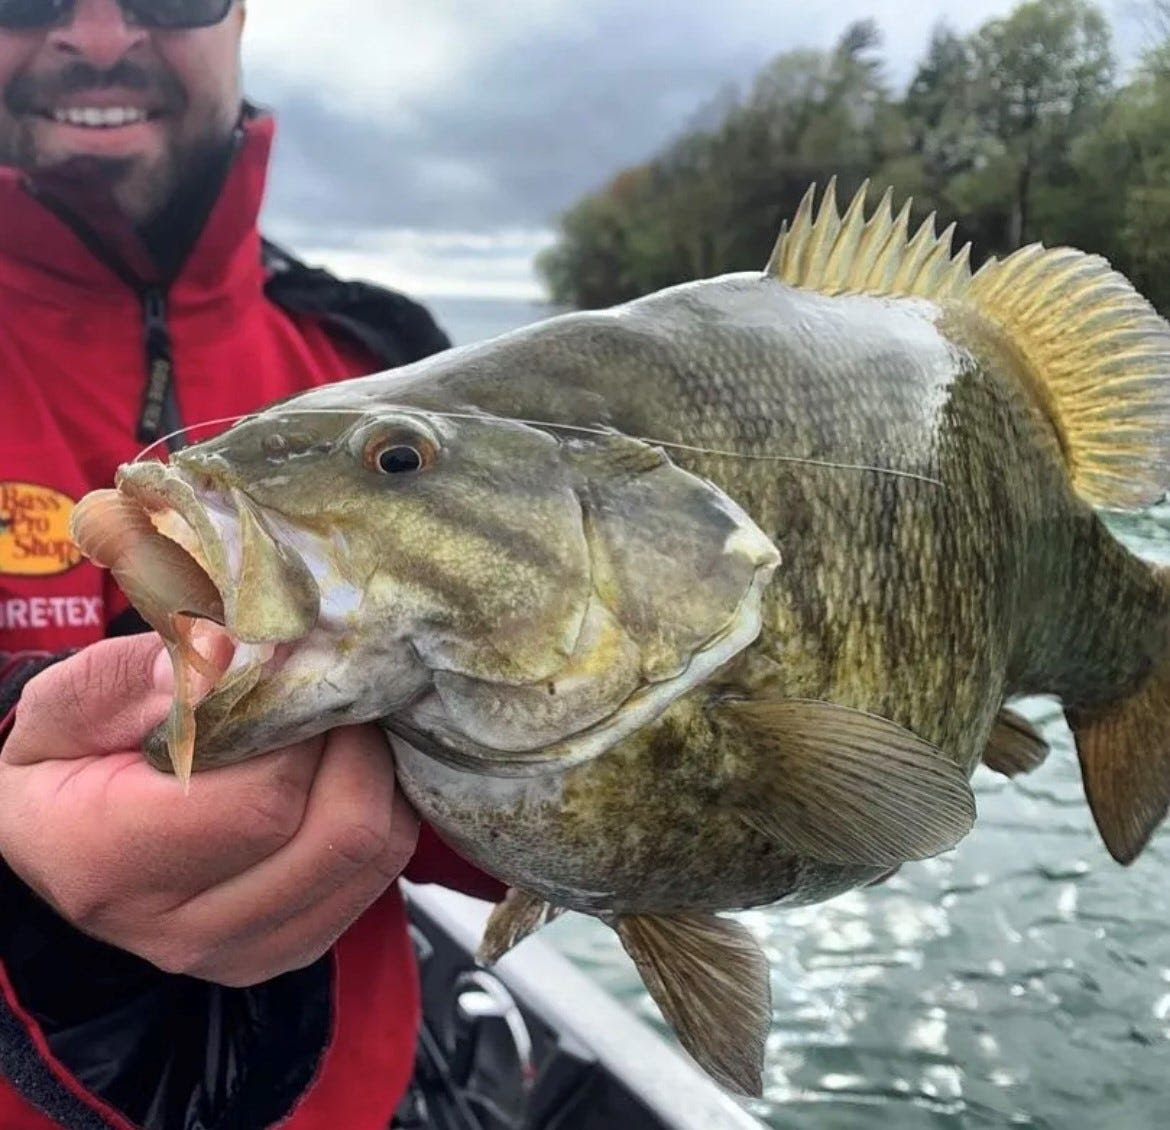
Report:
615,911,770,1097
982,707,1050,778
477,888,564,964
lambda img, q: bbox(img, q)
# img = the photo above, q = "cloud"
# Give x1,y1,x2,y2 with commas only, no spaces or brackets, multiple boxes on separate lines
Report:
243,1,583,121
283,227,554,300
243,0,1147,296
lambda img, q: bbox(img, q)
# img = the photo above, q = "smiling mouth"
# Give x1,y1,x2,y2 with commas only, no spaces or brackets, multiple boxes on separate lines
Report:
45,106,158,128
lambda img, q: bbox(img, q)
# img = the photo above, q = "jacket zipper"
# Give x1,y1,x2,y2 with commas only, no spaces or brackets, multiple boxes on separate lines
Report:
137,286,184,449
19,123,249,456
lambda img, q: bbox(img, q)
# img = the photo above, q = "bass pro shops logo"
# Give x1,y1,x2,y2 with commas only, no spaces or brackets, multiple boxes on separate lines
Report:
0,481,83,576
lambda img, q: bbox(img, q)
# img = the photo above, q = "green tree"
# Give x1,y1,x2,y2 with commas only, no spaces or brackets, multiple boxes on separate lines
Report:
904,25,978,184
1146,1,1170,77
535,167,656,309
1069,30,1170,314
537,21,901,304
970,0,1114,249
537,1,1159,312
887,25,993,254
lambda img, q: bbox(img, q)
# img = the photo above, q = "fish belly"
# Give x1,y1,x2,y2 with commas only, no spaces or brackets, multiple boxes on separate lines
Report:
391,722,882,915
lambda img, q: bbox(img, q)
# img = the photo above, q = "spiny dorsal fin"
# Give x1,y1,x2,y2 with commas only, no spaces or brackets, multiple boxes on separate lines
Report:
765,177,974,300
766,179,1170,511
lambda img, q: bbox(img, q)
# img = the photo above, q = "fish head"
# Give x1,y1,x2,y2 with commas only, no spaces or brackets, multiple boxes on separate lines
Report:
107,397,779,777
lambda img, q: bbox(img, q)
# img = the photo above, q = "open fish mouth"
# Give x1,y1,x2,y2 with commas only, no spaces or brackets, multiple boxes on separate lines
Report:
69,460,322,787
69,484,227,634
112,461,321,645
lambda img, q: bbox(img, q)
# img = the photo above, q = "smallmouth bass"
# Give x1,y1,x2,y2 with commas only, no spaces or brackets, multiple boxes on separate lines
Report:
71,181,1170,1096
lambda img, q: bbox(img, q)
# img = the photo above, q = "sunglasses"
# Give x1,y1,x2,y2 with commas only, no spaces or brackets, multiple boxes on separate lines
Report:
0,0,233,30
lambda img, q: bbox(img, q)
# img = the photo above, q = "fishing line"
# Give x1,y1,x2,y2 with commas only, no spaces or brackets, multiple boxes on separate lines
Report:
135,407,944,488
134,415,264,462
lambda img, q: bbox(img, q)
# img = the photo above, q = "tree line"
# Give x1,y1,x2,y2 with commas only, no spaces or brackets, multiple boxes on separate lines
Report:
537,0,1170,316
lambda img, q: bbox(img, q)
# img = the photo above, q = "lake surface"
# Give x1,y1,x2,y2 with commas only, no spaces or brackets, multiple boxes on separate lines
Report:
432,294,1170,1130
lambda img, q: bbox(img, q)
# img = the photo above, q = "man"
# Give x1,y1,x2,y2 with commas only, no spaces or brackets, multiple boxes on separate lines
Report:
0,2,502,1127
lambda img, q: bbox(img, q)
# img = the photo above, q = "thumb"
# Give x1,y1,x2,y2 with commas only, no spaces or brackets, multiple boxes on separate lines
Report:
5,633,174,765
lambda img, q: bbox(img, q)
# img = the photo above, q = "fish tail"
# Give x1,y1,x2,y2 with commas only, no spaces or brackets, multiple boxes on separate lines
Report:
768,180,1170,510
1066,564,1170,864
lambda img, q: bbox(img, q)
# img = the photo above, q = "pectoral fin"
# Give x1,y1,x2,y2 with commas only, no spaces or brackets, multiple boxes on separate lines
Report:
982,707,1049,777
477,888,564,964
712,697,975,865
615,912,771,1097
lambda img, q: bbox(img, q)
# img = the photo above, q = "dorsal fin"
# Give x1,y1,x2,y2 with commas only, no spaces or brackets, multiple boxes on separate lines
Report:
968,247,1170,509
765,179,1170,511
765,177,974,300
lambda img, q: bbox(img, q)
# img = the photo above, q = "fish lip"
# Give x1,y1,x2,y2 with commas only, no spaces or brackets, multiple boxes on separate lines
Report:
114,460,319,644
115,461,234,616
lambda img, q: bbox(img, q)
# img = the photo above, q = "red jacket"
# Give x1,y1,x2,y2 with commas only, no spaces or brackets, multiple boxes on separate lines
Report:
0,111,501,1129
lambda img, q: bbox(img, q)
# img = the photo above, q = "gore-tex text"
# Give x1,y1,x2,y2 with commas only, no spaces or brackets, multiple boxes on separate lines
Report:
0,597,103,630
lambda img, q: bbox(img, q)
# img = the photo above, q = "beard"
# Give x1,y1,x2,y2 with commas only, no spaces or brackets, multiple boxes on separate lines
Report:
34,132,235,229
1,57,236,226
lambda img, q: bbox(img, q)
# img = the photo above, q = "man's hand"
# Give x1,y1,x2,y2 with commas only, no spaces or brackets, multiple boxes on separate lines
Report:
0,633,418,987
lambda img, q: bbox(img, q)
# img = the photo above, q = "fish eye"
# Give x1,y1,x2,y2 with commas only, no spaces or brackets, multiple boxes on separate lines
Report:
378,445,422,474
363,429,439,476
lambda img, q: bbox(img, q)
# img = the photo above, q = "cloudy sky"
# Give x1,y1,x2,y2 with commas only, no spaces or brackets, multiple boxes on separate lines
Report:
240,1,1151,302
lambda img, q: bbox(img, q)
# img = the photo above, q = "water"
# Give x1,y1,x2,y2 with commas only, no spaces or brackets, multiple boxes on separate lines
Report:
442,296,1170,1130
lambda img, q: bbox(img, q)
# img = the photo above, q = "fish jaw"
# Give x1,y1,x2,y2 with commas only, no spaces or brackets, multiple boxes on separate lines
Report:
144,626,429,771
166,507,433,769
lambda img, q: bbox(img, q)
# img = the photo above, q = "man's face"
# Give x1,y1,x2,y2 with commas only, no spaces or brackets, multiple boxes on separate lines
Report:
0,0,245,223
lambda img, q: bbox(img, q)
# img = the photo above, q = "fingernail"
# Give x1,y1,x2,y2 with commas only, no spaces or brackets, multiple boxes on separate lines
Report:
152,645,175,693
